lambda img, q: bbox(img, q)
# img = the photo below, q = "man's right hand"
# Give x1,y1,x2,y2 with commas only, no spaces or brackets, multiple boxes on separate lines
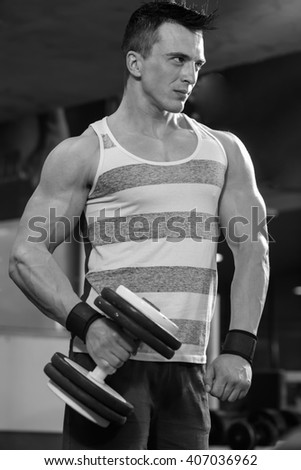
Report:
85,317,138,375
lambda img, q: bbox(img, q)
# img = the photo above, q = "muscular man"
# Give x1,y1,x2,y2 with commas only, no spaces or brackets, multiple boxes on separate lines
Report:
9,1,269,450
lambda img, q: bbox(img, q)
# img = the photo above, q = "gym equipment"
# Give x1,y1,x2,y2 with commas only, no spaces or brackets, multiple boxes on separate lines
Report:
247,408,301,445
210,407,301,449
112,285,179,337
209,410,246,446
44,285,181,427
227,415,278,449
44,355,130,427
99,286,180,356
227,407,297,449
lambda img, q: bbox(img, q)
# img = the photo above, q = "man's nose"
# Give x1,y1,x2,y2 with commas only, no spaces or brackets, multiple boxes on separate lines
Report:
181,62,198,85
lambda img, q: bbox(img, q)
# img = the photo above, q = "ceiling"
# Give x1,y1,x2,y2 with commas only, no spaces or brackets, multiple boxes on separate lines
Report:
1,0,301,122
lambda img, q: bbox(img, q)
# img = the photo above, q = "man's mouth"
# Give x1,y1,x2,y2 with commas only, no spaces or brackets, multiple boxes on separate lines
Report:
174,90,190,99
174,89,189,95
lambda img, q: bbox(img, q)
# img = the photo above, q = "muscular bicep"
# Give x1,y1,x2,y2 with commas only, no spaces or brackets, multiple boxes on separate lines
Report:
218,133,267,250
15,137,93,253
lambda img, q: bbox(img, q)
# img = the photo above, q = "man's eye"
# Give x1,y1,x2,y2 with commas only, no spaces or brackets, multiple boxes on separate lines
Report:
173,57,184,64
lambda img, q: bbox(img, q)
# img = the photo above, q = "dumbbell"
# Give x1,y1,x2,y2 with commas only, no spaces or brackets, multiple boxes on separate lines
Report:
44,285,181,428
247,408,301,445
209,410,246,446
227,409,280,449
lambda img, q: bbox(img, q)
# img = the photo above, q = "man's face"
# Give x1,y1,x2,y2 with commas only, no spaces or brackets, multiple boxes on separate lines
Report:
139,22,206,113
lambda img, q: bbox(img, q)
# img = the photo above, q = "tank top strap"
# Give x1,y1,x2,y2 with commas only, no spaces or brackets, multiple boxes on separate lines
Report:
87,118,108,198
184,114,228,167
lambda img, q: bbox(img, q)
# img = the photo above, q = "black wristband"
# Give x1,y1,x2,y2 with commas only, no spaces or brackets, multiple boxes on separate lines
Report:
65,302,104,343
220,329,257,366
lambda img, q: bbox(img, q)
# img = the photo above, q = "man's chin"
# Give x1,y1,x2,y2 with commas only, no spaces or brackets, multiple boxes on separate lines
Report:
165,101,185,113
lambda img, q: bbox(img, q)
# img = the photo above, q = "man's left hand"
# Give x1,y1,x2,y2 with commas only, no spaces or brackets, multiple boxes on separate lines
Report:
204,354,252,402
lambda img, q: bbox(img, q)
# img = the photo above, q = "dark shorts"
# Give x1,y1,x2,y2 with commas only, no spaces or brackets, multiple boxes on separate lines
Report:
62,353,211,450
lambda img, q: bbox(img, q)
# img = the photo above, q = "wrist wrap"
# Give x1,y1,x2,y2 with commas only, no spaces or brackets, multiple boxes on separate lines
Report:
220,329,257,366
66,302,104,343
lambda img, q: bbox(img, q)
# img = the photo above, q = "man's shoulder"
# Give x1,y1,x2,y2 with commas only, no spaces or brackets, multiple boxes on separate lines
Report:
191,118,247,162
41,126,100,186
190,118,238,146
55,127,98,160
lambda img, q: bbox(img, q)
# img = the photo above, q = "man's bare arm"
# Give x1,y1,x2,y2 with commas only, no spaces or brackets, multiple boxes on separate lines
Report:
9,131,136,371
205,130,269,401
218,131,269,333
9,135,94,324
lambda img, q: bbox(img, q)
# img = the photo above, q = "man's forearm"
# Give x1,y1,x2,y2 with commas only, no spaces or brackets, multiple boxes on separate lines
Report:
9,243,80,327
229,237,270,334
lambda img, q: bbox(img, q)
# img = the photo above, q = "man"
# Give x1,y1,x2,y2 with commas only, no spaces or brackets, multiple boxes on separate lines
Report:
9,1,269,450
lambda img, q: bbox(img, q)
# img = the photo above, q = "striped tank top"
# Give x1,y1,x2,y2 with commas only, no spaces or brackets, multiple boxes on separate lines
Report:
76,114,227,363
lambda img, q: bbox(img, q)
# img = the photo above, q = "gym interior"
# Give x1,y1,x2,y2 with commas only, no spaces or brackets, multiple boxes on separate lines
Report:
1,0,301,450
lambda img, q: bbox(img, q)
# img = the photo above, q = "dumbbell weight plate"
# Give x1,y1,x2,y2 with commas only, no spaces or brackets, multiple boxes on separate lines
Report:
250,408,287,440
209,410,242,446
94,296,175,359
228,417,278,450
116,285,179,336
50,353,133,416
44,363,127,426
101,287,181,351
48,380,110,428
256,417,278,447
227,421,256,450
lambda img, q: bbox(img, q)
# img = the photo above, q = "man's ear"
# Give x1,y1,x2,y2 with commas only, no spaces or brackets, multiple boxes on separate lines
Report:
126,51,143,78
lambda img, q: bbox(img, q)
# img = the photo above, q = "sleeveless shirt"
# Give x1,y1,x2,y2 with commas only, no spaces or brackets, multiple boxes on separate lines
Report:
74,114,227,363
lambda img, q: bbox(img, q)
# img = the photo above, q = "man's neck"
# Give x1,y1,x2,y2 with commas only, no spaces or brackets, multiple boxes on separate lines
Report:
110,87,180,139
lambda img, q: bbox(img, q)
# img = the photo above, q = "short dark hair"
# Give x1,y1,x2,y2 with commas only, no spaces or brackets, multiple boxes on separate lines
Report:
122,1,215,59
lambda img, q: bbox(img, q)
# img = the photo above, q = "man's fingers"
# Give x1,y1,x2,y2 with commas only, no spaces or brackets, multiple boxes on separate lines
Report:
211,380,250,401
115,331,139,354
207,374,246,400
209,379,226,399
237,388,249,401
97,358,117,376
226,388,241,402
219,383,234,401
204,365,215,392
105,319,139,354
96,348,128,372
205,355,253,402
